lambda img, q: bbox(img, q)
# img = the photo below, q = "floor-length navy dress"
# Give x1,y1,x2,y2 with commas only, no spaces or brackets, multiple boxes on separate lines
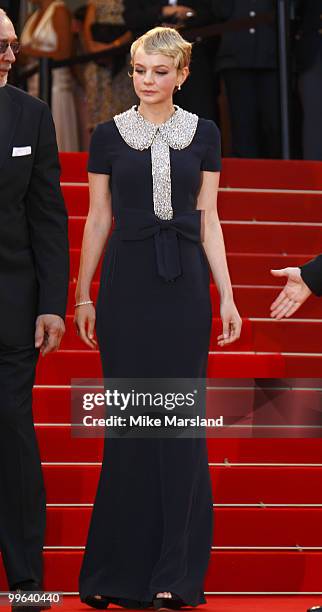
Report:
79,105,222,607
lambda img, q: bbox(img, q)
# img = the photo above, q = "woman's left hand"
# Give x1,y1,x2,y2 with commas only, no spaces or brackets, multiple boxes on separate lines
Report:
218,298,242,347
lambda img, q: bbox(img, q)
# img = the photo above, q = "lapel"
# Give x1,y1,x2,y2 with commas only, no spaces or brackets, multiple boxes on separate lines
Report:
0,85,22,171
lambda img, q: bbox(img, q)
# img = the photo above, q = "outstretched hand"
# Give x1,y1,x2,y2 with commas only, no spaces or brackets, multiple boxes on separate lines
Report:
270,267,312,319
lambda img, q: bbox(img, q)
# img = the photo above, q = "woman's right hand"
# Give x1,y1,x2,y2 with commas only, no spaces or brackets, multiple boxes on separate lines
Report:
74,304,97,349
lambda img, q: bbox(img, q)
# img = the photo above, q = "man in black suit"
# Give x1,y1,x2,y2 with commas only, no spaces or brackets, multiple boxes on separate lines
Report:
212,0,280,158
123,0,220,121
270,255,322,318
0,9,69,610
271,255,321,612
295,0,322,160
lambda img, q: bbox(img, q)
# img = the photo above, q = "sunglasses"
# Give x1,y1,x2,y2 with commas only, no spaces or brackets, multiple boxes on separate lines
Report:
0,41,20,55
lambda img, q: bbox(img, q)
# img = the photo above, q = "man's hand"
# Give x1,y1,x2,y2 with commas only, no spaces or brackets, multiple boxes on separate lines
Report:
270,267,312,319
162,5,196,19
35,314,66,356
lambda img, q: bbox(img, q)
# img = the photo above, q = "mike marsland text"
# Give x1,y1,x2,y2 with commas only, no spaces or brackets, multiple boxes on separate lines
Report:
82,415,224,428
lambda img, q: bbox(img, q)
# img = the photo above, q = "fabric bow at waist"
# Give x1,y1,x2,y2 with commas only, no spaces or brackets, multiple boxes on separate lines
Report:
114,208,202,282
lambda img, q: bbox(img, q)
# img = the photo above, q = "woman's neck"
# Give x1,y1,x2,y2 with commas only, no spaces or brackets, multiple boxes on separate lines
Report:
137,101,176,125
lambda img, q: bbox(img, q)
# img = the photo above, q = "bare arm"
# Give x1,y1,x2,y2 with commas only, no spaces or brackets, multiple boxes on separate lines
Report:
83,3,132,54
198,171,232,300
22,5,74,60
197,171,242,346
74,172,112,347
83,3,111,53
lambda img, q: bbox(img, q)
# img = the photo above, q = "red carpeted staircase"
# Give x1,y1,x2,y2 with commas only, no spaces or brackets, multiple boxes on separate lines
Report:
1,156,322,604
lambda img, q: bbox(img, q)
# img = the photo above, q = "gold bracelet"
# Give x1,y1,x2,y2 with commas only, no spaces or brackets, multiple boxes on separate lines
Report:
74,300,94,308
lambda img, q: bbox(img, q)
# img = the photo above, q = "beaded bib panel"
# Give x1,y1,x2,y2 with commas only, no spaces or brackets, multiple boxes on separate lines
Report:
114,105,199,220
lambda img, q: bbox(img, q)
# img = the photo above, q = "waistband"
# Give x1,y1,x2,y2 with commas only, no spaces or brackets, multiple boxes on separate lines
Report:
113,207,202,282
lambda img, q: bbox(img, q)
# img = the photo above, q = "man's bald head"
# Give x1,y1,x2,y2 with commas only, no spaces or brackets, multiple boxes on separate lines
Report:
0,9,17,87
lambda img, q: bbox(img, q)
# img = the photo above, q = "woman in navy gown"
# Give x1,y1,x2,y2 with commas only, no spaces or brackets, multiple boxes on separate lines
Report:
74,25,242,611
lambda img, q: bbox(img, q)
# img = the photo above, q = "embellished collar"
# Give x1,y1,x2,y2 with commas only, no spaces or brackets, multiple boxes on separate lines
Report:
114,104,199,151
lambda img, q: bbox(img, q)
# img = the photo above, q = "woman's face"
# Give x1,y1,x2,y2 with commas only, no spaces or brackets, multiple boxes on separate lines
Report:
132,46,187,105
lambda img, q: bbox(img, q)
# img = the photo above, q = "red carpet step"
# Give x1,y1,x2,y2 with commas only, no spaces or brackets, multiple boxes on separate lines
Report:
69,250,319,285
43,506,322,548
219,158,322,189
67,282,322,319
60,314,322,353
59,153,322,190
211,319,322,353
67,217,322,253
41,465,322,505
1,595,322,612
60,153,88,183
62,183,322,222
34,350,322,382
218,191,322,222
2,550,322,593
61,316,253,352
33,422,322,464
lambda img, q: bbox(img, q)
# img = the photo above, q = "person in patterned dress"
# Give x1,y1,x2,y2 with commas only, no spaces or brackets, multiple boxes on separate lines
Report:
83,0,138,131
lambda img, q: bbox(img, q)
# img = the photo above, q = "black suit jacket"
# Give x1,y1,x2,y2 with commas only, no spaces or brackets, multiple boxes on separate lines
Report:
0,85,69,346
211,0,277,71
300,255,322,296
294,0,322,71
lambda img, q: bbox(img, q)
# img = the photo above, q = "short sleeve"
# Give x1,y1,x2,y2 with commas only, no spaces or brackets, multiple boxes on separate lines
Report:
200,120,222,172
87,122,113,175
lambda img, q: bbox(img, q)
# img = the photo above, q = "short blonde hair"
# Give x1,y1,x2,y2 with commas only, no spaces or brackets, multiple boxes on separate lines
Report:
130,26,192,72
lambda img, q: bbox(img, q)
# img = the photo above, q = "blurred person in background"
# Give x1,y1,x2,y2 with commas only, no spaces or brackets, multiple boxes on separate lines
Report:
295,0,322,160
124,0,220,121
83,0,137,132
71,4,90,150
19,0,79,151
212,0,280,158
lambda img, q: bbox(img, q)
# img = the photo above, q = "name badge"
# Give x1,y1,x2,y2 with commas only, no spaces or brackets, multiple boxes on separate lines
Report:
12,146,32,157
